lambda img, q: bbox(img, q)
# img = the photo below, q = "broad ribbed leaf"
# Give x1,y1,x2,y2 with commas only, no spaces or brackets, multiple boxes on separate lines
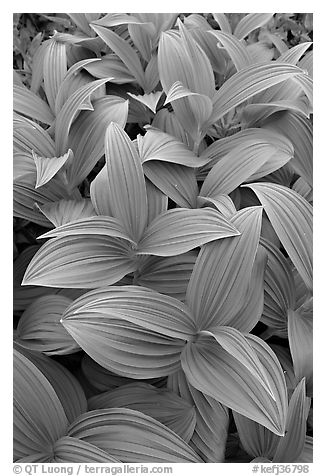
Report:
233,411,279,460
14,113,55,157
13,348,68,461
209,31,253,71
211,63,309,124
67,408,202,462
197,195,237,217
137,207,240,257
140,127,210,167
203,327,275,397
265,110,313,186
39,216,136,245
55,78,111,156
81,354,166,393
83,55,136,83
32,149,72,188
43,38,67,112
198,127,293,181
181,333,287,435
186,207,262,330
212,13,232,34
151,108,192,147
90,24,146,89
159,24,214,98
245,182,312,291
16,347,87,424
63,285,196,339
61,286,193,378
164,81,213,141
277,42,312,66
135,252,197,301
13,84,55,125
53,436,121,462
55,58,101,114
260,238,296,334
14,174,69,227
226,245,267,333
88,382,196,442
128,92,162,113
273,378,309,462
143,161,198,208
145,179,168,224
105,122,148,242
37,199,96,227
200,138,292,199
22,235,136,288
15,295,79,355
233,14,274,40
67,96,129,188
298,50,313,78
168,369,229,462
144,53,160,91
90,165,113,217
288,308,313,391
299,436,313,463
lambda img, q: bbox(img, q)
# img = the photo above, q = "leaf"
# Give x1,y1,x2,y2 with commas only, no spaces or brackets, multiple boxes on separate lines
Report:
288,308,313,391
226,245,267,333
53,436,121,463
264,110,313,187
245,182,312,291
260,238,296,334
181,333,287,435
277,42,312,66
233,411,280,460
145,178,168,225
13,84,55,126
16,347,87,424
273,379,309,462
67,95,129,188
140,127,210,167
105,122,148,242
197,194,237,217
88,382,196,442
233,14,274,40
13,348,68,461
185,207,262,330
15,295,79,355
143,161,198,208
210,63,309,124
200,137,293,199
14,113,55,158
55,78,111,156
32,149,72,188
43,38,67,112
212,13,232,34
135,252,197,301
63,285,196,340
151,108,192,147
164,81,213,140
14,173,69,228
203,327,275,397
37,199,96,228
137,207,240,257
209,31,253,71
128,92,162,113
67,408,202,462
168,369,229,462
61,286,194,378
90,165,113,217
22,235,136,288
90,24,146,90
55,58,102,114
39,216,136,245
83,55,136,85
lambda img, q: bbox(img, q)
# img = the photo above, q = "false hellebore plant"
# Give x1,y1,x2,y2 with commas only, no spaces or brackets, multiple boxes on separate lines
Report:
14,13,312,463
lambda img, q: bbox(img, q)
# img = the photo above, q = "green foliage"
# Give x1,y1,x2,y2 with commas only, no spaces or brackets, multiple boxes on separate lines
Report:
13,12,313,463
